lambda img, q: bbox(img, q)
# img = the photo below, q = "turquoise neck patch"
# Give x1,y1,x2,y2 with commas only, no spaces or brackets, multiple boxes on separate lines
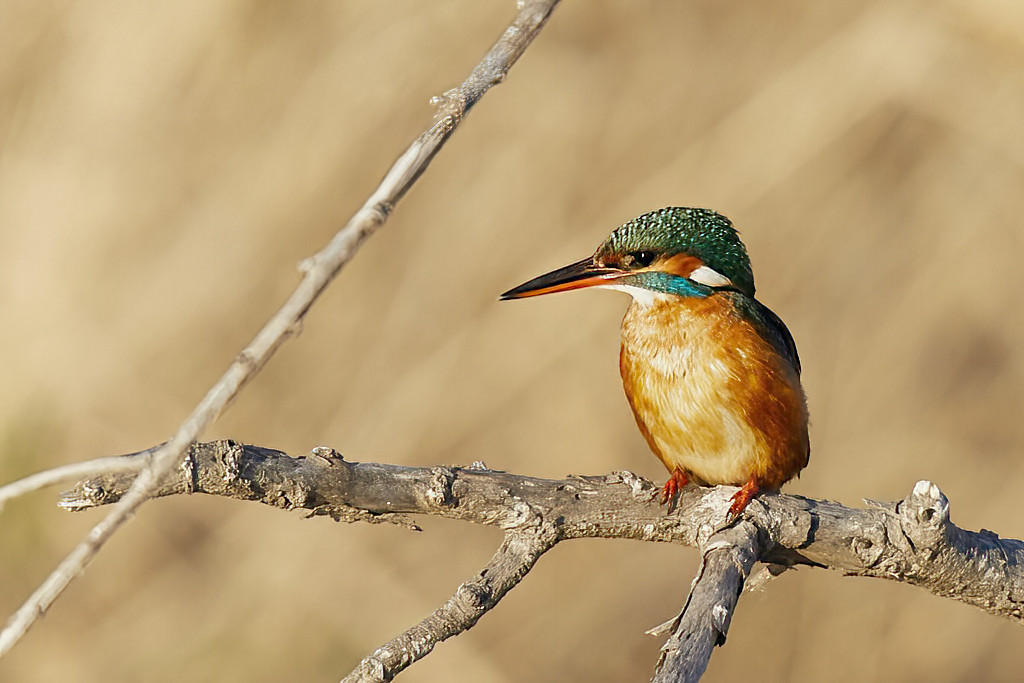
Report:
619,271,712,298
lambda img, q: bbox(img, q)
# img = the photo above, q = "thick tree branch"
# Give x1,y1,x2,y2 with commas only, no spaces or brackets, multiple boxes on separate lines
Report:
62,440,1024,625
0,0,561,658
58,441,1024,678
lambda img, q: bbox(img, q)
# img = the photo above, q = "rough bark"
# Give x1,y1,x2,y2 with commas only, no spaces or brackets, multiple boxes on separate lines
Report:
341,531,555,683
651,522,764,683
60,440,1024,680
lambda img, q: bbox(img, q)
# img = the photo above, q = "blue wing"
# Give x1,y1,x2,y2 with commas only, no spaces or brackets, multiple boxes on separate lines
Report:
729,293,802,375
754,300,801,375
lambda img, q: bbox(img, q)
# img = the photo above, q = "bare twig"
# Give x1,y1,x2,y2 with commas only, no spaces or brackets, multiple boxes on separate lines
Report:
651,522,764,683
0,451,148,513
342,530,555,683
0,0,561,658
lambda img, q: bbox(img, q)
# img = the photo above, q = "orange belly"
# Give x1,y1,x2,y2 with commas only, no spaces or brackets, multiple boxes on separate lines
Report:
619,295,808,490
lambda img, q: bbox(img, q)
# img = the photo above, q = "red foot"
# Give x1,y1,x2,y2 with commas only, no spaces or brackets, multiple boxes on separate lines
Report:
728,479,760,518
659,468,689,505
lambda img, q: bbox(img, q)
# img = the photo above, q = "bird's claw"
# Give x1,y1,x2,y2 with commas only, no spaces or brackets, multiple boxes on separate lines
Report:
727,480,760,520
657,468,689,505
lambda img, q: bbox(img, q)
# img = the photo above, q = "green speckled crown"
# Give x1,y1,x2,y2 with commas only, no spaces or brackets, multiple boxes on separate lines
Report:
598,207,755,297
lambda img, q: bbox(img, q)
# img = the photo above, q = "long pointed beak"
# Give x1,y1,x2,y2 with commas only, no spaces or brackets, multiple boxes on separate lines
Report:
500,257,622,300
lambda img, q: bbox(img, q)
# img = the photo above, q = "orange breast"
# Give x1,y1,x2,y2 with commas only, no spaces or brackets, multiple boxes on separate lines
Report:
618,295,808,489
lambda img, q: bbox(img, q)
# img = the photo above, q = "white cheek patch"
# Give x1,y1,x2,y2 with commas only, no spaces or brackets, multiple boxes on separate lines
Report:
688,265,732,288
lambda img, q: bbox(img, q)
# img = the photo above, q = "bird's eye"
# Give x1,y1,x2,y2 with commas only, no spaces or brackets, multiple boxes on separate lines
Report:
627,250,656,268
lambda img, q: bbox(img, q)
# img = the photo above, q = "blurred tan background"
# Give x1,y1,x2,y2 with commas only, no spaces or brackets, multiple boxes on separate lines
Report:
2,1,1024,681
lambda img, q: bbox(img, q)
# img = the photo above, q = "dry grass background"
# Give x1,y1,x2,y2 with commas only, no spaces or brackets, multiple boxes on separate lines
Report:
1,1,1024,681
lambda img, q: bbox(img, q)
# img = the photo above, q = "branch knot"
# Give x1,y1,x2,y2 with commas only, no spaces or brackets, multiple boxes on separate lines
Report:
426,467,457,508
900,480,951,552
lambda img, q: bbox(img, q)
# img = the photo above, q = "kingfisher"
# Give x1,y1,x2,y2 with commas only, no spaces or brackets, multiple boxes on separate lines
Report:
500,207,809,517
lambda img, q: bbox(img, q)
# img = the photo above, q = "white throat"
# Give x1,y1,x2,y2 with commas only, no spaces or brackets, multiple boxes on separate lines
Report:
601,284,670,307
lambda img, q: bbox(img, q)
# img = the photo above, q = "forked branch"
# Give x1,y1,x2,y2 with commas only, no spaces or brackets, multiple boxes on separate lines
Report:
59,440,1024,681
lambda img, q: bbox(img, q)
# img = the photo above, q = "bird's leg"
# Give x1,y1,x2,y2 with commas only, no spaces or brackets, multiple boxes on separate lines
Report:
727,478,760,518
658,467,689,505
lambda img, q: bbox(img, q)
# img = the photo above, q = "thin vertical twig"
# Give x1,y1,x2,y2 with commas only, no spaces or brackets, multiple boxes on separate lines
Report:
0,0,562,658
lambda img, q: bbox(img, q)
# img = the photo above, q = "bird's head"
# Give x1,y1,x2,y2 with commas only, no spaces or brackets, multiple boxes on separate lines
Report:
500,207,755,304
